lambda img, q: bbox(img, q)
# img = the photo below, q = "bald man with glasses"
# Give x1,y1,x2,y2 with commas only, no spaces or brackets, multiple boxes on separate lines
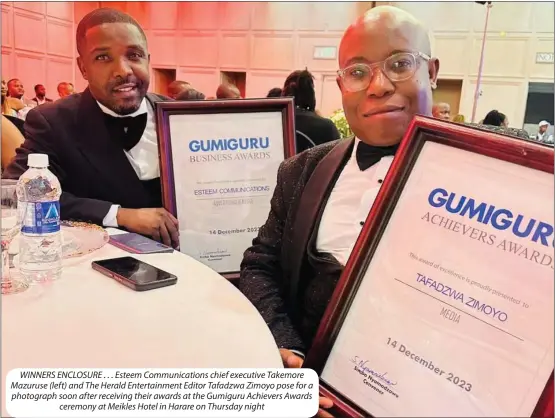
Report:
238,8,439,415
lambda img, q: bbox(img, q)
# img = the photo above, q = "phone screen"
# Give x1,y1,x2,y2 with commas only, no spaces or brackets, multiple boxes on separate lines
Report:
94,257,175,285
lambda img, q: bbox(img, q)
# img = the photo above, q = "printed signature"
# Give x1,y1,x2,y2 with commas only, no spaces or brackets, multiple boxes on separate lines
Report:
350,356,397,386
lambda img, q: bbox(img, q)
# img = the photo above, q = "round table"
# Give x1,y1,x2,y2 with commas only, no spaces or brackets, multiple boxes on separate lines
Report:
2,230,282,416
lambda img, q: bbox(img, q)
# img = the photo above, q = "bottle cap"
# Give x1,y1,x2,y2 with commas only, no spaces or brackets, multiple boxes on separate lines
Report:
27,154,49,168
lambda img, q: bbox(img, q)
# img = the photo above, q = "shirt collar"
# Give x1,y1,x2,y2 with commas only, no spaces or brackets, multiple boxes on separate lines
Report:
351,137,361,159
96,98,148,118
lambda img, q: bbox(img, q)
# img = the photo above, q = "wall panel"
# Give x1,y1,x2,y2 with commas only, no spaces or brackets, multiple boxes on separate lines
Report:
46,2,72,21
2,1,74,100
251,35,295,71
13,11,46,53
177,68,219,98
2,49,13,79
391,1,554,127
179,2,220,31
319,74,341,118
432,35,468,78
13,2,45,15
219,2,251,31
46,58,73,95
149,31,177,67
220,33,250,69
1,6,12,48
150,2,177,30
14,53,46,92
530,38,555,80
46,20,73,57
246,71,291,98
297,35,341,72
533,2,554,34
177,34,219,68
470,37,529,78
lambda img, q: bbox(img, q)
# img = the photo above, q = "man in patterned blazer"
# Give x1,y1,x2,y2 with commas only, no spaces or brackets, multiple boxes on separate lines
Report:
239,6,440,415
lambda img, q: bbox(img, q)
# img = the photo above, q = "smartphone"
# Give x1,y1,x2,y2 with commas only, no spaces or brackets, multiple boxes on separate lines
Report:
92,256,177,291
109,232,174,254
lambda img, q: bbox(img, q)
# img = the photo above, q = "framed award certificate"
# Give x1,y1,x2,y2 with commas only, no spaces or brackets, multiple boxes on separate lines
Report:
305,116,554,417
156,98,295,279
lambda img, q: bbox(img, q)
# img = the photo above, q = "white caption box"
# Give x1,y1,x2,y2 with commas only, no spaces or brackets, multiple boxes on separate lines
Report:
6,368,319,418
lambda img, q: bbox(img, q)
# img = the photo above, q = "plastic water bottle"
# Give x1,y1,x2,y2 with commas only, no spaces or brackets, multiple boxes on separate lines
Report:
16,154,63,283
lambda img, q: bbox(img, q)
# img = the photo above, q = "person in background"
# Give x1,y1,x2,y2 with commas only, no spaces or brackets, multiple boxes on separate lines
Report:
31,84,53,106
266,87,282,98
432,102,451,120
1,79,17,117
6,78,34,119
216,83,241,99
176,88,205,100
536,120,553,144
1,115,25,172
482,109,508,127
6,78,35,107
167,80,190,99
4,8,179,247
57,81,75,98
239,7,440,416
452,114,465,123
282,69,340,153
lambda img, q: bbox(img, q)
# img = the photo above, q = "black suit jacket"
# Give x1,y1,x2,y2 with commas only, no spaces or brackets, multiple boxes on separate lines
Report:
239,138,355,352
3,88,171,225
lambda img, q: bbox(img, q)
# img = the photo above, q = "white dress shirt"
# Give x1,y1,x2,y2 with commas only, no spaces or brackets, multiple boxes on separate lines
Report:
290,138,394,358
537,131,554,144
96,99,160,227
316,138,394,265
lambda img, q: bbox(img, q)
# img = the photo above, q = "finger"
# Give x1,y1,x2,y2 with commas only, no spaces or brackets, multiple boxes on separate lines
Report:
317,409,334,418
279,349,302,368
151,225,162,243
164,209,179,227
163,214,180,248
279,349,290,366
158,222,172,247
319,397,334,408
286,355,303,368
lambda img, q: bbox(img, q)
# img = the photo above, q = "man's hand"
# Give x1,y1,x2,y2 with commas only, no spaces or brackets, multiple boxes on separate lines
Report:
316,396,334,417
117,208,179,248
279,349,335,417
279,348,304,368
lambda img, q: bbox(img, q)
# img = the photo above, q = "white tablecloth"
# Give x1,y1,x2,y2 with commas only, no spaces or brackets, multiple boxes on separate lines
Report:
2,229,282,416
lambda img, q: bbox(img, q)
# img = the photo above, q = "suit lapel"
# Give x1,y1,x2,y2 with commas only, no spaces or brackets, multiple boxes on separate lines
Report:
75,88,146,198
287,138,355,305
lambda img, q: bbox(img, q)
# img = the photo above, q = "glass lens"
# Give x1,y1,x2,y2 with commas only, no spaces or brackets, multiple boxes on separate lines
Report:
342,64,372,92
384,53,417,81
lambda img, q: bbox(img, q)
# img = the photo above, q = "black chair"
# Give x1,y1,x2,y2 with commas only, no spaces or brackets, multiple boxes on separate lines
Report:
295,130,316,153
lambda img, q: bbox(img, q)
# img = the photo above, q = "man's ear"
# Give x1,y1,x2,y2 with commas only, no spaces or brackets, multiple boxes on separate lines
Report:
77,56,87,81
429,58,440,87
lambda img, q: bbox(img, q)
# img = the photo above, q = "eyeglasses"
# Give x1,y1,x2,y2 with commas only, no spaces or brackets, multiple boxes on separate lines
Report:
337,52,431,93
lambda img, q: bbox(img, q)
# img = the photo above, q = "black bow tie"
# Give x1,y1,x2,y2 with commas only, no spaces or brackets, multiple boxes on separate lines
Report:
103,113,147,151
356,141,399,171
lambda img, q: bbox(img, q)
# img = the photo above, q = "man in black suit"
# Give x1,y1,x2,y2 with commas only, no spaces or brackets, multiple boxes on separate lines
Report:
4,8,178,247
240,7,439,414
31,84,54,106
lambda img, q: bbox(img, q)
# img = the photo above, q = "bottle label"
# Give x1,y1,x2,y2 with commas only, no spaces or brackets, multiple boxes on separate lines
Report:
21,201,60,234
